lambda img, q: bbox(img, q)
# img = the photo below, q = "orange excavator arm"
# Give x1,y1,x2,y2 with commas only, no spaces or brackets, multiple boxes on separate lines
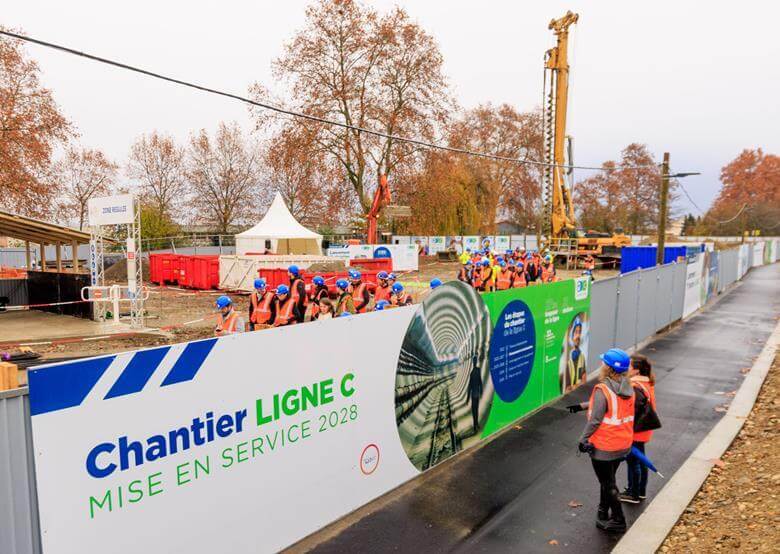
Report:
366,174,391,244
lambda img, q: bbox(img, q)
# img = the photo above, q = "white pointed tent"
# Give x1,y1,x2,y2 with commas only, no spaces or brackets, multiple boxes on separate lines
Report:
235,192,323,255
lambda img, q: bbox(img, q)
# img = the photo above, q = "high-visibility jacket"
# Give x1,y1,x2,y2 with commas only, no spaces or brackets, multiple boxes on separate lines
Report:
311,286,329,304
632,378,656,443
291,277,308,307
250,291,275,325
457,266,470,283
274,297,296,326
496,269,513,290
352,281,370,313
541,263,556,283
471,268,483,289
481,266,494,290
374,283,392,302
584,257,596,271
588,383,635,452
215,310,242,336
392,291,412,306
335,293,356,314
512,269,527,288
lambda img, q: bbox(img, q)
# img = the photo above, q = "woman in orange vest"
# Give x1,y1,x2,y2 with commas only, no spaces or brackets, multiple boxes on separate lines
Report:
273,285,300,327
568,348,634,532
495,261,513,290
620,354,658,504
248,278,276,330
214,295,245,336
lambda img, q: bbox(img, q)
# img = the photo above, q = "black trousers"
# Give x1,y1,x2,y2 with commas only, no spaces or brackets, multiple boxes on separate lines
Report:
591,458,625,521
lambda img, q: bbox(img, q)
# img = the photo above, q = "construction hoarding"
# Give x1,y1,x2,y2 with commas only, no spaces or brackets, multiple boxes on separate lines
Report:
28,279,589,554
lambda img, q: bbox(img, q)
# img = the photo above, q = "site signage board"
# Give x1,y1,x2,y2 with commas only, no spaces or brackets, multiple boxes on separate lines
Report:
87,194,135,226
683,253,704,318
29,279,590,554
428,236,446,254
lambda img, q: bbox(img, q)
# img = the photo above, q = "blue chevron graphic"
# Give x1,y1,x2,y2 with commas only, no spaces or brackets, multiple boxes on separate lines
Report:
29,338,218,416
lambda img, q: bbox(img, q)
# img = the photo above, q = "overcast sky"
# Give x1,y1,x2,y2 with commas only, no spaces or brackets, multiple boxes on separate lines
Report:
6,1,779,216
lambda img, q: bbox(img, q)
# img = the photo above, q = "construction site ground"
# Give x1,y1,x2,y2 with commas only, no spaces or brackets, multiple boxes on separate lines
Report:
660,354,780,553
12,257,617,360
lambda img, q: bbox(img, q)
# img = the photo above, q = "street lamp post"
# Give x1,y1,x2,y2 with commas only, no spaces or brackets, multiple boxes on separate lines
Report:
656,153,700,266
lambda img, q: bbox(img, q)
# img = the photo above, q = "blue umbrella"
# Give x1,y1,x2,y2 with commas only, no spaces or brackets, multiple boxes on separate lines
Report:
630,446,665,479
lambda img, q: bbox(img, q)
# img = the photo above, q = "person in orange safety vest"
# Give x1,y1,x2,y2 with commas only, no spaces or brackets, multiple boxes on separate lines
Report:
214,295,245,336
390,282,412,306
495,260,513,290
374,271,393,303
541,255,557,283
348,269,370,313
567,348,635,533
511,260,527,288
248,278,276,330
287,265,307,323
273,285,300,327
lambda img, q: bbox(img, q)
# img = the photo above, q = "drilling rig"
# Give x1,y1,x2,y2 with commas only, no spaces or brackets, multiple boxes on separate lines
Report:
542,12,630,264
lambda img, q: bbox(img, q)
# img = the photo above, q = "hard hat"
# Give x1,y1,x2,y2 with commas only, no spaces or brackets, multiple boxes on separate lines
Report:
348,269,361,280
499,260,506,268
215,295,232,309
336,279,349,290
313,275,325,286
375,300,390,311
388,273,397,281
466,247,472,252
377,271,389,280
430,278,442,289
545,255,552,261
276,284,290,295
482,259,490,266
505,249,513,254
508,259,515,266
288,265,300,276
520,246,526,251
465,260,473,266
339,311,351,318
392,283,404,293
599,348,631,373
254,278,266,289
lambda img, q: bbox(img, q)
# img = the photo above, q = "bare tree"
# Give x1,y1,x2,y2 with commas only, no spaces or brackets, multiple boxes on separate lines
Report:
127,131,187,220
187,122,264,233
55,146,118,229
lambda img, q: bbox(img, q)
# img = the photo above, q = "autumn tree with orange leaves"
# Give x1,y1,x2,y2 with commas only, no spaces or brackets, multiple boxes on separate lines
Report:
256,0,451,215
127,132,188,220
55,146,118,229
695,149,780,236
0,31,72,217
575,144,666,234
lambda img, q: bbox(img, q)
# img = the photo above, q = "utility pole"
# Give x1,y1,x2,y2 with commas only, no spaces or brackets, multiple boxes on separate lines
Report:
656,152,670,266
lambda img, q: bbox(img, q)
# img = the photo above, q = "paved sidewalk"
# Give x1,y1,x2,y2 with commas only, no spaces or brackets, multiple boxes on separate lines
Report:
296,263,780,554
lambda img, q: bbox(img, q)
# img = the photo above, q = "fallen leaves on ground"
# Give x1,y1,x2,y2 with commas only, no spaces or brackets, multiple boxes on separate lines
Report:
567,500,583,508
661,355,779,553
548,539,559,546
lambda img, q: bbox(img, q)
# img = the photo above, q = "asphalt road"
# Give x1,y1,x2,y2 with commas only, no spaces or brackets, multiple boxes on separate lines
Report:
298,263,780,554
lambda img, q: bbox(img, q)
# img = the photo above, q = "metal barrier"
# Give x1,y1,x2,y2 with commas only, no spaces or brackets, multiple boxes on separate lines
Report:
80,285,150,326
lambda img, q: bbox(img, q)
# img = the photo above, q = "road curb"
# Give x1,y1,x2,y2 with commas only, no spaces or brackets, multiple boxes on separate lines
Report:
612,316,780,554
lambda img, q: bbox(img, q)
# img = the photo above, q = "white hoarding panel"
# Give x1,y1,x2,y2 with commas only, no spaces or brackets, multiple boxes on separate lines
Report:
88,194,135,226
462,236,480,252
494,236,510,252
752,242,764,267
428,236,446,255
682,255,703,318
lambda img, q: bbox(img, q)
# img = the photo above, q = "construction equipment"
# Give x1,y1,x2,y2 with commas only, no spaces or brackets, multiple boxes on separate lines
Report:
541,12,630,264
366,174,392,244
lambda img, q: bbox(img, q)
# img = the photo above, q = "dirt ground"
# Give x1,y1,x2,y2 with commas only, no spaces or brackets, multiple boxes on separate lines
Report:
30,257,616,359
659,355,780,552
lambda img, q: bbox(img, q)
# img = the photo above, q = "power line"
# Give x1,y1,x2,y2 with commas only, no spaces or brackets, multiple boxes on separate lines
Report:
0,29,662,172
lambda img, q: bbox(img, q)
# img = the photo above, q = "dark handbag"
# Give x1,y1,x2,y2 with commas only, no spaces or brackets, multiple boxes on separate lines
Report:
633,386,662,432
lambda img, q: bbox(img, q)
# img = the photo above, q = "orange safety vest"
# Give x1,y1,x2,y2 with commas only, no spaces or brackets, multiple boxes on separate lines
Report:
632,379,656,443
588,383,635,452
274,298,296,326
250,291,274,324
374,283,392,302
392,291,411,306
481,266,493,288
352,282,368,313
496,269,513,290
290,278,308,307
512,269,527,288
215,311,241,335
541,263,556,283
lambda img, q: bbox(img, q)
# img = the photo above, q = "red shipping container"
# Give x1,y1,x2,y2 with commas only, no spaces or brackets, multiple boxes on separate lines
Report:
189,255,220,290
159,254,177,284
149,254,161,284
349,258,392,273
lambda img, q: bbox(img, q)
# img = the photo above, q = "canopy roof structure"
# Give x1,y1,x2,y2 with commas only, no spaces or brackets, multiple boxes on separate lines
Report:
235,192,323,255
0,209,92,245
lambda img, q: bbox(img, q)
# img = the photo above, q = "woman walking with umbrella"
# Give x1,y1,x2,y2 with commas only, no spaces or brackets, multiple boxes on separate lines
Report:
569,348,635,532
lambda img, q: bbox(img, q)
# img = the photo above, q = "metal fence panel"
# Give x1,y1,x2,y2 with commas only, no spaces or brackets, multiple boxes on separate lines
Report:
655,264,675,330
589,276,618,372
0,278,28,307
615,271,639,350
671,262,687,322
637,268,659,343
0,389,41,554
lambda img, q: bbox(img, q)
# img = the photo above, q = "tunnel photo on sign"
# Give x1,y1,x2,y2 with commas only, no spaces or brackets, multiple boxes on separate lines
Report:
558,311,589,394
395,281,494,471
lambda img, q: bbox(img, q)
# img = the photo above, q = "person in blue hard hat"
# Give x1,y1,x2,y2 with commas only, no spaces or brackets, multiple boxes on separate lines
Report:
349,269,370,313
214,295,245,336
248,278,276,330
430,278,443,290
307,275,330,320
273,284,300,327
374,271,392,303
374,299,390,311
287,265,307,323
334,278,356,314
567,348,635,533
458,259,472,283
390,282,412,306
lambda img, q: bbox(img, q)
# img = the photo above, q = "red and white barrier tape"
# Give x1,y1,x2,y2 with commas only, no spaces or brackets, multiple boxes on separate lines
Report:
0,299,91,312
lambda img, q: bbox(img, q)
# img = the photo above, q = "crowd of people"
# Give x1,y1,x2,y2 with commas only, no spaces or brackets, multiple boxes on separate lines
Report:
567,348,660,533
213,265,420,335
456,246,595,291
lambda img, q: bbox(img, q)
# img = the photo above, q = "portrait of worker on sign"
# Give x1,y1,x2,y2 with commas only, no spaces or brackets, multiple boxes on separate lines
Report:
559,313,589,393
